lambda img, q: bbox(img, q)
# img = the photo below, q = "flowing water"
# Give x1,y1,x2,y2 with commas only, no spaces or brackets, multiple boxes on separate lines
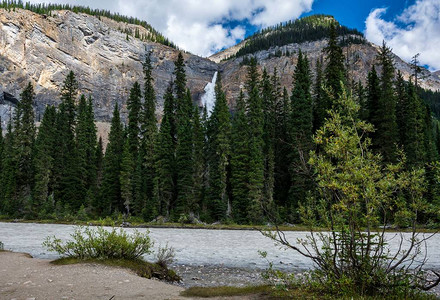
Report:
1,223,439,286
201,71,218,117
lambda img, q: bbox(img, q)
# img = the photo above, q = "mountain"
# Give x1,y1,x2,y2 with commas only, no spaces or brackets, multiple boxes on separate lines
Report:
0,7,217,125
212,15,440,104
1,9,440,133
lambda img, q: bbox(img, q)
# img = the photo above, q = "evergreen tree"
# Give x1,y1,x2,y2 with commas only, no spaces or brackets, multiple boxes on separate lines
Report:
135,53,158,219
324,22,345,100
76,95,97,207
156,83,177,217
288,50,313,219
32,105,57,216
273,87,291,213
1,120,18,215
15,82,36,215
207,73,231,221
192,105,205,215
313,57,325,131
230,91,249,223
100,104,124,215
120,139,134,215
175,89,194,218
246,58,264,223
127,82,142,157
261,68,276,206
374,42,399,163
366,66,380,125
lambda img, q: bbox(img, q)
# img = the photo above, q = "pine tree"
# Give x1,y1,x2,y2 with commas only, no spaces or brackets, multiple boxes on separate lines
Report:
156,83,177,217
15,82,36,215
207,73,231,221
120,139,134,215
374,42,399,163
127,81,142,157
92,136,104,214
100,103,124,215
1,120,18,215
230,91,249,223
273,87,291,213
76,95,97,207
192,105,205,215
246,58,264,223
313,57,325,131
366,66,380,126
288,50,313,219
135,53,158,219
324,22,345,100
32,105,57,216
175,89,194,218
261,68,276,206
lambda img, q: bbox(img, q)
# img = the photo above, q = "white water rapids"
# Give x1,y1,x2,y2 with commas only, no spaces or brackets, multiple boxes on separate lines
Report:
201,71,218,117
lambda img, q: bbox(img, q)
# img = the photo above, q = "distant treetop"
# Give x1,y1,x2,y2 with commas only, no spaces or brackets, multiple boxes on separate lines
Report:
0,0,177,49
235,14,365,58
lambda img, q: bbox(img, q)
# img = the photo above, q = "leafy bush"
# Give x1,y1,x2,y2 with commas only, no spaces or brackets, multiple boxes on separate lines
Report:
262,89,440,297
155,243,175,268
43,226,153,260
0,240,4,250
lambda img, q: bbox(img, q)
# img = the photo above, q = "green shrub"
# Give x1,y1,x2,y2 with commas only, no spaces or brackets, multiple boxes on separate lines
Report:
0,241,4,250
155,243,175,268
43,226,153,260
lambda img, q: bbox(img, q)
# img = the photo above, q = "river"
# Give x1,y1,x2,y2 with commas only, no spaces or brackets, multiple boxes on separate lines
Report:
1,222,439,286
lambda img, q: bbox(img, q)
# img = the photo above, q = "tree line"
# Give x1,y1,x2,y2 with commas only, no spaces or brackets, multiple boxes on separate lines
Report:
0,24,439,225
235,14,365,58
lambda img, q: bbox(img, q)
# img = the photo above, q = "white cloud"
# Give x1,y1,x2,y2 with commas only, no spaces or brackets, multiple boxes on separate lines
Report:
27,0,314,57
365,0,440,71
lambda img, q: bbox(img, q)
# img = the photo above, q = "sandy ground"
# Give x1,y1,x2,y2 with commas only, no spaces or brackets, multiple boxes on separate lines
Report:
0,251,188,300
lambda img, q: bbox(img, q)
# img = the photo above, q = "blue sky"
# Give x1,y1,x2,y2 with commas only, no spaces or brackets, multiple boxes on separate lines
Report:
28,0,440,70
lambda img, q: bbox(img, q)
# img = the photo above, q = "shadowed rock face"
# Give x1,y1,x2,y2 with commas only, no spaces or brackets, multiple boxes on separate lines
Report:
0,8,218,124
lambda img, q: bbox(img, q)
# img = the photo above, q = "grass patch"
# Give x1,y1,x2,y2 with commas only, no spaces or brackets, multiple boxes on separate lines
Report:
52,257,180,282
180,285,438,299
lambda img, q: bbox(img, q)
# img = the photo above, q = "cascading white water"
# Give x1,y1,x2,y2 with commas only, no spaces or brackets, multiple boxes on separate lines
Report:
201,71,218,117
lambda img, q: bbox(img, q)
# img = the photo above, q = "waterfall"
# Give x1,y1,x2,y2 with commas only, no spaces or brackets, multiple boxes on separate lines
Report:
201,71,218,117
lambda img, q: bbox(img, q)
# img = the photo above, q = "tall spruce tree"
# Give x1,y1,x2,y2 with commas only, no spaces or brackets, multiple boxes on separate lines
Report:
156,83,177,217
313,57,325,131
288,50,313,219
192,105,205,215
246,58,264,223
120,139,134,215
230,90,249,223
76,95,97,207
207,73,231,221
374,42,399,163
33,105,57,216
127,82,142,157
100,103,124,215
261,68,276,206
366,66,380,125
1,120,18,215
15,83,36,215
135,53,158,219
324,22,345,100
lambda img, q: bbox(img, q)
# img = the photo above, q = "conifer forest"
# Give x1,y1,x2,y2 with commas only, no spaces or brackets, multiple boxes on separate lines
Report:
1,24,440,226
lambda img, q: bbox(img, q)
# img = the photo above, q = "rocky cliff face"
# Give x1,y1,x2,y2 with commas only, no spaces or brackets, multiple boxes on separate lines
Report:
0,8,218,125
1,8,439,134
214,39,440,106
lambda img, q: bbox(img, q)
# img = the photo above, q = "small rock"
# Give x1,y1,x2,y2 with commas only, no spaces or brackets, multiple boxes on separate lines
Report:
47,279,53,283
191,277,200,281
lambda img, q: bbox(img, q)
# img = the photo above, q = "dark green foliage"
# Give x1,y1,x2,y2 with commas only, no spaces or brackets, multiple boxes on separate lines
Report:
373,42,399,163
230,91,250,223
135,53,158,219
15,83,36,214
100,104,124,215
127,82,142,158
192,105,205,215
207,73,231,221
366,66,380,124
236,14,364,57
324,22,346,100
312,57,325,131
246,58,265,223
33,105,57,216
156,83,177,217
288,50,313,219
120,139,134,214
